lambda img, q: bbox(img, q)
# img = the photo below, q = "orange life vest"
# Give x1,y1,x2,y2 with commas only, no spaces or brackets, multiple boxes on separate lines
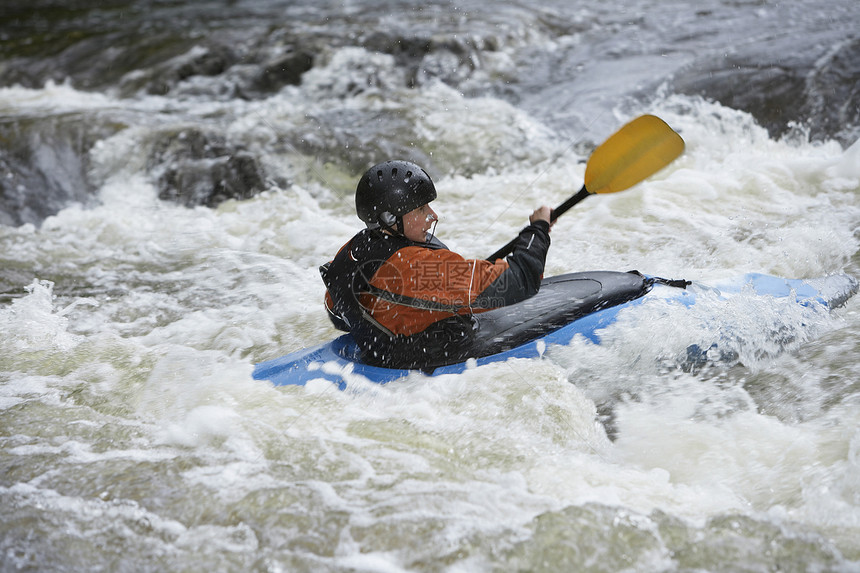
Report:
322,222,550,368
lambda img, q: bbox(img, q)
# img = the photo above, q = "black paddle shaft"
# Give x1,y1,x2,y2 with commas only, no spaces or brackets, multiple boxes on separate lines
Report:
486,186,589,262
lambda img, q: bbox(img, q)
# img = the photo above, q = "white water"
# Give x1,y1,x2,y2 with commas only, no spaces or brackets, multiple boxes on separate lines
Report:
3,28,860,573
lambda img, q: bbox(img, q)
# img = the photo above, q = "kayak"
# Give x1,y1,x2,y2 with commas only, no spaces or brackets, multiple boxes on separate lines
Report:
252,271,858,389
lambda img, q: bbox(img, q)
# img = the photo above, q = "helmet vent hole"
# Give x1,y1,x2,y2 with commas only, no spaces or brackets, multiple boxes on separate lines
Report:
376,169,383,181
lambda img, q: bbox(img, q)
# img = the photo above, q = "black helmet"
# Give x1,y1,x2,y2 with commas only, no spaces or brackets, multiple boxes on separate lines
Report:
355,160,436,228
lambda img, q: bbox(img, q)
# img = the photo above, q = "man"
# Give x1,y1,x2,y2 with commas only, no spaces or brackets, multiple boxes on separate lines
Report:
321,159,551,369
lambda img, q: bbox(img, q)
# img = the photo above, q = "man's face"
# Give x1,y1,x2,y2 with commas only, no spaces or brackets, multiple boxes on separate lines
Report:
401,203,438,242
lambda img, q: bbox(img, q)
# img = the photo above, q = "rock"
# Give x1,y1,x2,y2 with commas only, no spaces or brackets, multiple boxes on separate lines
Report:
145,43,239,96
671,33,860,146
802,36,860,145
0,114,120,226
247,50,315,95
151,129,266,207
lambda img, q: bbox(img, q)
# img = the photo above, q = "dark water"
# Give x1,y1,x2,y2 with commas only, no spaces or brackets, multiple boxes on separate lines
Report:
2,1,860,571
1,0,858,227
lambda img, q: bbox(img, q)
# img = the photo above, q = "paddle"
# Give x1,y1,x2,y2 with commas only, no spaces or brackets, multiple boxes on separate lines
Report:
487,114,685,261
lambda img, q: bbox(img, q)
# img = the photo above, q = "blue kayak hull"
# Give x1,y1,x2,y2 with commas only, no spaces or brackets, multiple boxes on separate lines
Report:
253,272,857,389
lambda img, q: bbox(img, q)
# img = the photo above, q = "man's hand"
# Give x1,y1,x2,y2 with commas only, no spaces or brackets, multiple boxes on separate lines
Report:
529,205,553,226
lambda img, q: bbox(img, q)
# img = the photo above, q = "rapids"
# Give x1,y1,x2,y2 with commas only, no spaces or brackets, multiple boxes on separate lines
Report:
2,1,860,571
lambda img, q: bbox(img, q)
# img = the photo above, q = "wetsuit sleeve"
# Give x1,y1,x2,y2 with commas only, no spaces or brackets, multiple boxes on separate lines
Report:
473,220,551,308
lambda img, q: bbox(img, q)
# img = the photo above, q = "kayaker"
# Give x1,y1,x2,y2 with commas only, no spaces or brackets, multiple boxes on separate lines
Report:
321,159,552,369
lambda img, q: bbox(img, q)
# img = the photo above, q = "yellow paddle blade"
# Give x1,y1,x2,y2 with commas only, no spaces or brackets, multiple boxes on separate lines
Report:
584,115,685,194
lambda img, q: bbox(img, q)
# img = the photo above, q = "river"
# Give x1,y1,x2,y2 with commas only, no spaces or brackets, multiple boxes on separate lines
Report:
2,0,860,571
